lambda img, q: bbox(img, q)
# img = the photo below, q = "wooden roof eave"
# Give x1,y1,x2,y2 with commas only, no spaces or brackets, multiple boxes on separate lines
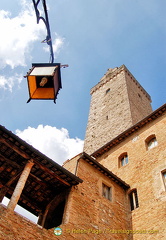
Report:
0,125,83,186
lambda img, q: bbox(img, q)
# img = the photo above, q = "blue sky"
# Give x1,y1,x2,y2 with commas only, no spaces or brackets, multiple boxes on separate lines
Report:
0,0,166,165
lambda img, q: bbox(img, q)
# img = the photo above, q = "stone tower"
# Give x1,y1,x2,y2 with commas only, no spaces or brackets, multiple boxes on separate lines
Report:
84,64,153,154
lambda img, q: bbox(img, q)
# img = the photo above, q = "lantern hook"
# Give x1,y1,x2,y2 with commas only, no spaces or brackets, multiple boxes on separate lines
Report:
32,0,54,63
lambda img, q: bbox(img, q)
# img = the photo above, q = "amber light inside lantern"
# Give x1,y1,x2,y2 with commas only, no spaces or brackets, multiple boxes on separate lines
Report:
26,64,61,103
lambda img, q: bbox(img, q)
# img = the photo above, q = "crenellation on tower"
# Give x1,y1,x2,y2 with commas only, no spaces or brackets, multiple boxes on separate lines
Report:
84,64,153,154
90,66,121,95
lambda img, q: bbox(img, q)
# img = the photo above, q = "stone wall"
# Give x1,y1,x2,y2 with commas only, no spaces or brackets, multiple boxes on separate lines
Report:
125,70,152,124
83,65,152,155
96,113,166,240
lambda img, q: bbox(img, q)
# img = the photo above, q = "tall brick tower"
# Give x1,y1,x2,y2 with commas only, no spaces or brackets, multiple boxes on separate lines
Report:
84,65,153,154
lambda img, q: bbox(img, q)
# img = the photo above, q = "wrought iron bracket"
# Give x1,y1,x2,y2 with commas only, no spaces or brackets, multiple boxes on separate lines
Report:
32,0,54,63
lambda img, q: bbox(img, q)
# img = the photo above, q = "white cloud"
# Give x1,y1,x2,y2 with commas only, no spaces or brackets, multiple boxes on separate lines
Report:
43,34,64,56
0,5,44,68
0,74,22,92
0,0,64,69
15,125,84,165
0,0,64,91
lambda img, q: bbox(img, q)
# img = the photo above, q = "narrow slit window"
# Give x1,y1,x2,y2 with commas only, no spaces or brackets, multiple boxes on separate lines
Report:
129,189,139,211
138,93,142,99
162,170,166,190
106,88,110,94
102,183,112,201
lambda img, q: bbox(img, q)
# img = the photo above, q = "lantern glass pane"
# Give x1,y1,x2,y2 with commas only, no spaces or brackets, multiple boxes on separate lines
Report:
30,67,57,76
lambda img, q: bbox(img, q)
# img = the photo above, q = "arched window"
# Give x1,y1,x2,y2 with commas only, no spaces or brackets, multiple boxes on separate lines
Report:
119,153,128,167
129,189,139,211
145,135,158,150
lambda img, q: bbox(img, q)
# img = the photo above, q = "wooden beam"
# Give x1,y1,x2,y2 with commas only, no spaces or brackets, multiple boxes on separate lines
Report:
0,153,24,184
0,153,67,191
0,161,24,202
0,137,30,160
34,162,71,186
0,137,71,187
6,171,23,187
29,173,50,188
6,185,44,214
0,153,21,168
0,175,21,202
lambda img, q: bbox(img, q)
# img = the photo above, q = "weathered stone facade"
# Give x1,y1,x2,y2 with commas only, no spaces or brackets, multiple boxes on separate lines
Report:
84,65,152,154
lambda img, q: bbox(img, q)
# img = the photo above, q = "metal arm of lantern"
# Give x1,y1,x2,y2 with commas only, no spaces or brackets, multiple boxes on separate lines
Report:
25,1,68,103
32,0,54,63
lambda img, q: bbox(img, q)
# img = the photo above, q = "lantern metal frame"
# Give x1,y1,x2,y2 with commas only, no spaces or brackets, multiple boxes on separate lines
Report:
26,63,62,103
25,1,68,103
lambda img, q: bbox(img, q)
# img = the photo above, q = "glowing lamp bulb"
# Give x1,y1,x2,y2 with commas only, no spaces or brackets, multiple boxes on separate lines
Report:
40,77,48,87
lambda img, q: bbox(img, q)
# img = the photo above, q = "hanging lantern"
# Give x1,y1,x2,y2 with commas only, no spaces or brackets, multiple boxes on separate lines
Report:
26,63,62,103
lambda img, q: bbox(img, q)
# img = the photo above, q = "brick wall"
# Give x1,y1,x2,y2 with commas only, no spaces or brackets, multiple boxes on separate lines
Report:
63,153,81,174
63,159,132,240
0,205,59,240
0,157,132,240
96,113,166,240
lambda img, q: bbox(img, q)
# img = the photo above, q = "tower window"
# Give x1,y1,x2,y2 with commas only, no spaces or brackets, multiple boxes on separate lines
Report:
106,88,110,94
145,135,158,150
162,170,166,190
138,93,142,99
119,153,128,167
129,189,139,211
102,183,112,201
